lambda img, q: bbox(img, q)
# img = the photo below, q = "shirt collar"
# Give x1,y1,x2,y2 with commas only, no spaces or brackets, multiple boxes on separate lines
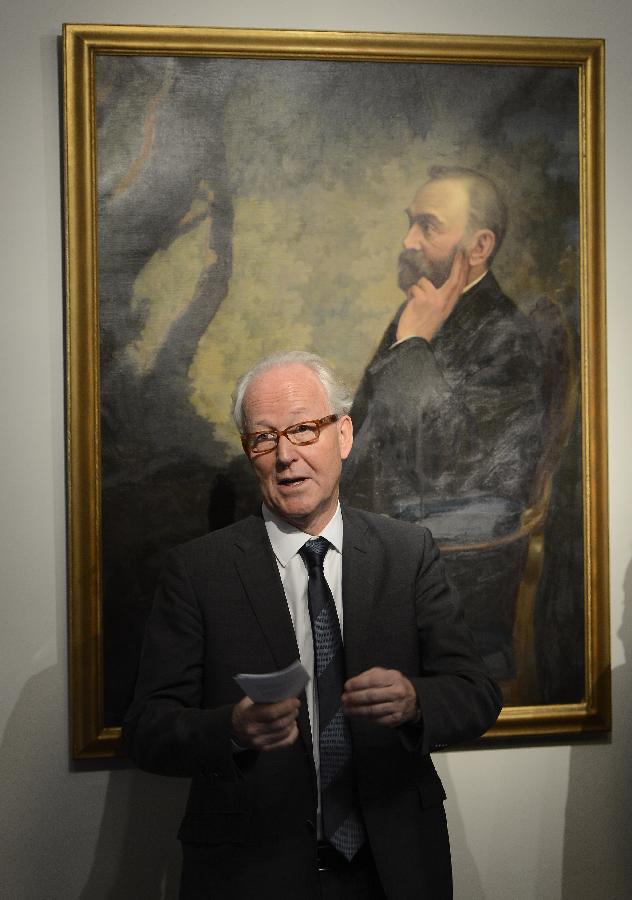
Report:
462,270,487,294
262,502,343,568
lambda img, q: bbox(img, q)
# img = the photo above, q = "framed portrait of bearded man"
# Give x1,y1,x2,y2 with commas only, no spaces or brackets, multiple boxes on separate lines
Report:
63,24,608,757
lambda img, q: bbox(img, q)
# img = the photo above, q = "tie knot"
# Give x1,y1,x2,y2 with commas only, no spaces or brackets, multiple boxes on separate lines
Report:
300,536,330,570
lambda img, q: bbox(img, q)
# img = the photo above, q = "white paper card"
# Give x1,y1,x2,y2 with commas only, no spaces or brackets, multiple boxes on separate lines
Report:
234,659,309,703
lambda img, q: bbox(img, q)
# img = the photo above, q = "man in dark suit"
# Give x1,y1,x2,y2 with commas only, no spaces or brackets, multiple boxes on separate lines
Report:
342,167,545,682
124,350,501,899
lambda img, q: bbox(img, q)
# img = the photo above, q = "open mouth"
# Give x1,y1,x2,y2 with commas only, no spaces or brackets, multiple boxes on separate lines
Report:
277,476,307,488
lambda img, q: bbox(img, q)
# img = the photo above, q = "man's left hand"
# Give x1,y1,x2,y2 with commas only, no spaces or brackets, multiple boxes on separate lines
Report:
341,667,420,727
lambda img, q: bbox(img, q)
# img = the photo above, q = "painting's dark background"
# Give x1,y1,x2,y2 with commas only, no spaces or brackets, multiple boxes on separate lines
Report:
96,56,582,725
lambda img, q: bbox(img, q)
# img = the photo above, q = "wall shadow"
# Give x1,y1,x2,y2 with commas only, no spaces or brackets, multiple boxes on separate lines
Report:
433,755,486,899
561,556,632,899
0,664,95,898
0,663,187,899
78,767,187,899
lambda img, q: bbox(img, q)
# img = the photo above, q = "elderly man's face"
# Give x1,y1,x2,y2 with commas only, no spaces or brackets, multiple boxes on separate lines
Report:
398,178,470,292
242,363,353,535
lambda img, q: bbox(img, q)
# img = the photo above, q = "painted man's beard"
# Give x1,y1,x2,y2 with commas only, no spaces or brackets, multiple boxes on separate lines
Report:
397,247,458,293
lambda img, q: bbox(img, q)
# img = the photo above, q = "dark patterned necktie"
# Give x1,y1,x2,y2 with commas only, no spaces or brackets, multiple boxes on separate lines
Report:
299,537,365,860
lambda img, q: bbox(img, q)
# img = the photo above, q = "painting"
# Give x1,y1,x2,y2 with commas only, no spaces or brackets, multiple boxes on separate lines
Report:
63,25,609,758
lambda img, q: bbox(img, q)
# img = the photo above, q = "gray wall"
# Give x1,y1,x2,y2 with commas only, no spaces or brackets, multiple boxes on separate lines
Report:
1,1,630,897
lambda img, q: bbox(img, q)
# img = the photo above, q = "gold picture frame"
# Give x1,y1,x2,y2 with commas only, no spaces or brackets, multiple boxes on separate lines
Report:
63,24,608,758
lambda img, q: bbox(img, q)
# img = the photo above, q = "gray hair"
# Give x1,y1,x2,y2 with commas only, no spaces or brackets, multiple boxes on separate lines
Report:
427,165,508,262
232,350,352,432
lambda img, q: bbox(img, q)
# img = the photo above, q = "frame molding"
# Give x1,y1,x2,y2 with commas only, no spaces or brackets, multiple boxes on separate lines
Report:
63,24,608,758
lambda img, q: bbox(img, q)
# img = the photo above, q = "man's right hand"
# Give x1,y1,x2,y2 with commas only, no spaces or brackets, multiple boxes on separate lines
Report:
230,696,300,751
396,250,469,343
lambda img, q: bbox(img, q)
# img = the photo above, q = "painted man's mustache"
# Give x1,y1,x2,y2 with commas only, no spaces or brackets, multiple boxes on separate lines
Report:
398,249,427,292
397,248,457,292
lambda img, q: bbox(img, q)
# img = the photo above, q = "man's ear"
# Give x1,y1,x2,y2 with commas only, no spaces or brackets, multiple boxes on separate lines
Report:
467,229,496,267
339,415,354,460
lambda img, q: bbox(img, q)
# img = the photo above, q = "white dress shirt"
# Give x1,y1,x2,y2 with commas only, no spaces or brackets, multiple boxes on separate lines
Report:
262,501,344,835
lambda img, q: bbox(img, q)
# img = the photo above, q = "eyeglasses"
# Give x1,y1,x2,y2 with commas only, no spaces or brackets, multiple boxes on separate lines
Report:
241,414,339,456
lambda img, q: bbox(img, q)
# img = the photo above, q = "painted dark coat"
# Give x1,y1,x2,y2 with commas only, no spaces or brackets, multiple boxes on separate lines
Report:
342,273,546,679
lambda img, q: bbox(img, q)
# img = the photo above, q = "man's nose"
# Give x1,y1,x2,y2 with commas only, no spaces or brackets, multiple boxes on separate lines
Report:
403,224,421,250
275,433,298,465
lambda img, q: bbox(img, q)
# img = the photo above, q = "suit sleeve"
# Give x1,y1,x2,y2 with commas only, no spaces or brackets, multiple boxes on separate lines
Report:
122,549,239,779
408,529,503,752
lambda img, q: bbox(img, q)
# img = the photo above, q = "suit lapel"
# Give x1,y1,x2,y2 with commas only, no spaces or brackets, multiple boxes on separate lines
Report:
233,517,314,762
234,517,300,668
340,508,379,678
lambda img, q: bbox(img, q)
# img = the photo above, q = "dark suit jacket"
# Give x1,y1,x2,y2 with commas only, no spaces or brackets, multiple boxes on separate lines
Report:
124,506,501,900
